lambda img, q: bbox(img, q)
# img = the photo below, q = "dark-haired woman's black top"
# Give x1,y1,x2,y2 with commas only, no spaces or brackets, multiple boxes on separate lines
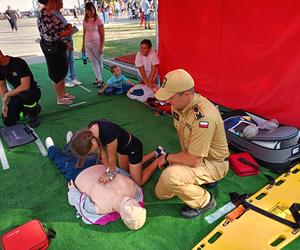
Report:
88,120,131,152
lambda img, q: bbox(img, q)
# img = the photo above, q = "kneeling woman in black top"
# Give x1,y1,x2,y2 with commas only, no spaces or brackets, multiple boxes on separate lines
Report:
71,120,162,186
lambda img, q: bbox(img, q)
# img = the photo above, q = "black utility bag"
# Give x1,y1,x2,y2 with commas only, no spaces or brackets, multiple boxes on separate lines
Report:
222,110,300,172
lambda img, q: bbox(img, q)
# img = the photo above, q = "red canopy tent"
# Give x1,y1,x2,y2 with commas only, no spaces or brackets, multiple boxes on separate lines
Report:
157,0,300,128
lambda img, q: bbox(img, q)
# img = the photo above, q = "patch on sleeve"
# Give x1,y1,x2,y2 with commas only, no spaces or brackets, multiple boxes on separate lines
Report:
193,106,204,120
172,111,179,121
199,121,209,128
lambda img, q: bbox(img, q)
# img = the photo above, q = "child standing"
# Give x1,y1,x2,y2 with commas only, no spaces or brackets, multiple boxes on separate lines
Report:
98,65,134,95
82,2,104,87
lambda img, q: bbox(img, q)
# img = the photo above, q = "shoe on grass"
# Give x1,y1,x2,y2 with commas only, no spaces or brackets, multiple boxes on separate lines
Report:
45,137,54,150
64,93,76,100
57,98,73,105
93,79,101,85
181,194,216,218
65,81,75,87
28,116,41,128
72,79,82,85
96,81,104,88
204,182,218,189
66,131,73,143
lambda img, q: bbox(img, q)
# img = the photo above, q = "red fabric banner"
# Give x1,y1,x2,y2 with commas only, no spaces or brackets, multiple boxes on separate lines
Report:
158,0,300,127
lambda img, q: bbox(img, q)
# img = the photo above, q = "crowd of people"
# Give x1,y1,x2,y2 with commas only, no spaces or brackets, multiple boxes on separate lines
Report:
0,0,229,231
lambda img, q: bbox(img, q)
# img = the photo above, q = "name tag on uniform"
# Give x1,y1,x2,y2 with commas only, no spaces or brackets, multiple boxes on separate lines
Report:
199,121,209,128
12,72,18,76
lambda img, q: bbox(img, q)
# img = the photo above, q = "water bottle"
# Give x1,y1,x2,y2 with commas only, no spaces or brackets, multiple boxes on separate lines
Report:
82,51,87,65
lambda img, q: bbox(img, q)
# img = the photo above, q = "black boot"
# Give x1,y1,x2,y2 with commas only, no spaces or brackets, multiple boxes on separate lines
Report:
24,103,41,128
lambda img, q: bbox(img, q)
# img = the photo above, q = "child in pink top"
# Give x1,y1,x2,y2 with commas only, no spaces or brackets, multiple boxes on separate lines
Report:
82,2,105,87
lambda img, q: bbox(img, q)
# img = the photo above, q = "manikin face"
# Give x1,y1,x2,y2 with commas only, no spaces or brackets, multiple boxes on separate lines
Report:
140,44,151,56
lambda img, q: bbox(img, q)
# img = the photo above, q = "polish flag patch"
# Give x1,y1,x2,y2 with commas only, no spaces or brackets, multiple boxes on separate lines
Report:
199,121,209,128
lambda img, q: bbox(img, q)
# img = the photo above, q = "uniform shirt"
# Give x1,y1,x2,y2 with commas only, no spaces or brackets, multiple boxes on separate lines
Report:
135,49,159,80
0,57,38,90
172,93,229,161
88,120,131,154
107,74,129,88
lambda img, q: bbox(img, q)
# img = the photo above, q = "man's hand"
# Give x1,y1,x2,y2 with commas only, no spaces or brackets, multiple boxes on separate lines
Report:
2,104,8,117
3,93,9,105
68,180,75,190
59,24,73,37
98,89,104,95
66,42,73,51
158,154,168,169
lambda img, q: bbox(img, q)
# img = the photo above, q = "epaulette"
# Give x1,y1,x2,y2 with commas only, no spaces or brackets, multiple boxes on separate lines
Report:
193,105,204,120
173,111,179,121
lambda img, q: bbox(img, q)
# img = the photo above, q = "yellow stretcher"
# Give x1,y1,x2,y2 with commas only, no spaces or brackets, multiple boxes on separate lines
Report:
193,164,300,250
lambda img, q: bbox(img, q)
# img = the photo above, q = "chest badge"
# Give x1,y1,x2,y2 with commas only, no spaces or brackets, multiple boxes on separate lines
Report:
12,72,18,76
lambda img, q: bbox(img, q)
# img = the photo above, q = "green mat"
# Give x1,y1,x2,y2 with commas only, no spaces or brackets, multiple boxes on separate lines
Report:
0,61,299,250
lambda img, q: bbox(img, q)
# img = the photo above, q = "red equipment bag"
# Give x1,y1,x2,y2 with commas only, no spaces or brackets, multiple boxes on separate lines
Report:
229,152,260,176
145,98,172,115
1,219,55,250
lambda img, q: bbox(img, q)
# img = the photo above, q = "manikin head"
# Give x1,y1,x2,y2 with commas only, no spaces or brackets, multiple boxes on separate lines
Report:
119,196,146,230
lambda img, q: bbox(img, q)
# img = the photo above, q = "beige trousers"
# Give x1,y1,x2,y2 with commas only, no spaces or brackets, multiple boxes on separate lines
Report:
155,160,229,208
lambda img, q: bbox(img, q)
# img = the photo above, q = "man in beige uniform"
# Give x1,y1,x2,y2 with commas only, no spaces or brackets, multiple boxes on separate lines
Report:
154,69,229,218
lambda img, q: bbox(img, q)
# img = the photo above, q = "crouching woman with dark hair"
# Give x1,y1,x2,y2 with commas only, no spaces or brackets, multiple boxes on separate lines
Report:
71,119,166,186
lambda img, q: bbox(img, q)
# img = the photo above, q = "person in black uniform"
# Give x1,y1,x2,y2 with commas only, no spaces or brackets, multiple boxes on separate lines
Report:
70,119,165,186
5,6,18,32
0,50,41,128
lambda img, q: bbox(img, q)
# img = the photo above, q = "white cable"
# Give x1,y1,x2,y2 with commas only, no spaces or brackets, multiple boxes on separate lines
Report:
69,101,87,107
0,139,10,170
29,127,48,157
78,85,91,93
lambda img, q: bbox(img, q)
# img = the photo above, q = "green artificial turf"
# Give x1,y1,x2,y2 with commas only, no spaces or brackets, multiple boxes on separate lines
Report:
0,61,299,250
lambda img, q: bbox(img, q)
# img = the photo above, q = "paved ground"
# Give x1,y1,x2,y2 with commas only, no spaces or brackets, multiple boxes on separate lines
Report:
0,15,141,64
